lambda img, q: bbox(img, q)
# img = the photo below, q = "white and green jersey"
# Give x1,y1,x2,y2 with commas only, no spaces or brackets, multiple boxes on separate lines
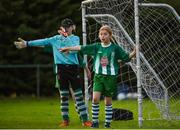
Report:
81,42,130,75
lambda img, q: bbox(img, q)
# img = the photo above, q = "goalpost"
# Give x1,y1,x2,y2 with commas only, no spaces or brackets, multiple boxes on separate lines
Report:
82,0,180,127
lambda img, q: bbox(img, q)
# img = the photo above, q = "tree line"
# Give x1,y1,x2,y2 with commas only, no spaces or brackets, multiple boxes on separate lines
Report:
0,0,179,96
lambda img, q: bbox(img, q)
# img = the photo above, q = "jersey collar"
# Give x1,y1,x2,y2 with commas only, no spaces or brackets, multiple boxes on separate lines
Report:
101,42,112,48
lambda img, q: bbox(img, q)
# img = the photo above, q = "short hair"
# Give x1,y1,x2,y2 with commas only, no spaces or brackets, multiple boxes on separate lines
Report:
61,18,75,28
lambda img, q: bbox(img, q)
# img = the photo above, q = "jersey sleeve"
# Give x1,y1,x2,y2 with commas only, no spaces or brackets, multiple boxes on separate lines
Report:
80,43,98,56
28,36,57,47
115,45,130,62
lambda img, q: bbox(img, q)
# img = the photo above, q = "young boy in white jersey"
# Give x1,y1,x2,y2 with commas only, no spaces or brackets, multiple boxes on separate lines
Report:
59,25,136,128
14,18,92,127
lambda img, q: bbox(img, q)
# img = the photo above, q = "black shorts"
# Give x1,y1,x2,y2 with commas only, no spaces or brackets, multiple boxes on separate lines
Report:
57,64,82,91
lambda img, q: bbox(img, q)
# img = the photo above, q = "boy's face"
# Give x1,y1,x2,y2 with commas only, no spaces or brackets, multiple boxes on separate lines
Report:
58,25,74,36
64,26,73,34
99,29,111,44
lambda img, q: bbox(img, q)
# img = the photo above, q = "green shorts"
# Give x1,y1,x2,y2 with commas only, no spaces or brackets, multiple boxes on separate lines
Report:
93,74,117,97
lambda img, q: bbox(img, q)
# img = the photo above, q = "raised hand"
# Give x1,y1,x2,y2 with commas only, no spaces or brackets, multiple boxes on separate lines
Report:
14,38,27,49
129,47,136,59
58,27,68,37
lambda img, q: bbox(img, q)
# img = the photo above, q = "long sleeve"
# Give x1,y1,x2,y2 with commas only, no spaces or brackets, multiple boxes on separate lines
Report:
28,36,56,47
81,43,98,56
115,45,130,62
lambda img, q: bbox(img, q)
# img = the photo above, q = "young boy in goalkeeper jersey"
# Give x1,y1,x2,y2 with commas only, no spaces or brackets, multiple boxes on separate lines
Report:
14,18,92,127
60,25,136,128
43,45,91,120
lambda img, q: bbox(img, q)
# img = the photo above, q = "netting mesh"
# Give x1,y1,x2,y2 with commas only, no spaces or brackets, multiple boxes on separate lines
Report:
139,3,180,119
82,0,180,121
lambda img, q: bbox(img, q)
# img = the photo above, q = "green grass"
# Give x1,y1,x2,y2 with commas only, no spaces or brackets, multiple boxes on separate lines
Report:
0,97,179,129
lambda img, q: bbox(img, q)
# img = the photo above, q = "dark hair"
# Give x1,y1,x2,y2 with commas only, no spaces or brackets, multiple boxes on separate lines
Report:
61,18,75,28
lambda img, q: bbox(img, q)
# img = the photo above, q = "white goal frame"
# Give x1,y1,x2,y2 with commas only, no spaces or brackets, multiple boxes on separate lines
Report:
81,0,180,127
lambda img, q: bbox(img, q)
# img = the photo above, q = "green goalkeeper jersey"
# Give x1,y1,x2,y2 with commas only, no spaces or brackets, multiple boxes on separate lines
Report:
81,42,130,75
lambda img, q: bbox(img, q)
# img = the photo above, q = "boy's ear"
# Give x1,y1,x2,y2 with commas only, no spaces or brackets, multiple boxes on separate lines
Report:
72,25,76,31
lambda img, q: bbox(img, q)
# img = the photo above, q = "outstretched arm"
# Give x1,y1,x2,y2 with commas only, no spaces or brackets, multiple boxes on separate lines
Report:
59,45,81,53
14,38,47,49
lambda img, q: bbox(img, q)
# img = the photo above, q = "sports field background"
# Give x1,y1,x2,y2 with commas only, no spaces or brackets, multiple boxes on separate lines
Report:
0,97,179,129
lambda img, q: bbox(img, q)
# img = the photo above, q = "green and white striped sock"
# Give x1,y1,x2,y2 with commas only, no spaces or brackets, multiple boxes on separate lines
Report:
74,89,88,122
60,90,69,121
105,104,113,124
92,103,99,123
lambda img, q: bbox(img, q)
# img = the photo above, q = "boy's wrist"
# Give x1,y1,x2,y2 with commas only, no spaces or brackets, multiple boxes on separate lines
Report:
26,41,29,47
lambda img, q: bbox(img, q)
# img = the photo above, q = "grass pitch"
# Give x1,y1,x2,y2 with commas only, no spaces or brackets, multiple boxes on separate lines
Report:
0,97,179,129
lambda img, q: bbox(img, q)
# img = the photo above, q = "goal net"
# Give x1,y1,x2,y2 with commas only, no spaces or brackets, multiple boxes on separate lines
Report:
82,0,180,124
